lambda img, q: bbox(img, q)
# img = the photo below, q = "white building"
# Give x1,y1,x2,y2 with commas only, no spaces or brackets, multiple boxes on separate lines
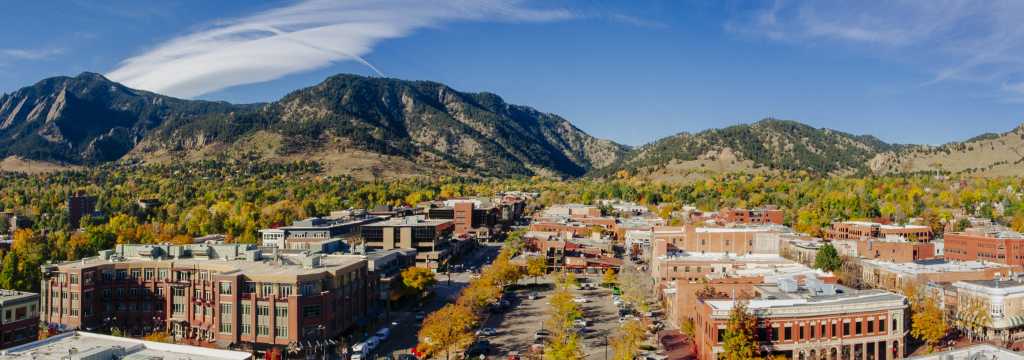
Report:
0,331,251,360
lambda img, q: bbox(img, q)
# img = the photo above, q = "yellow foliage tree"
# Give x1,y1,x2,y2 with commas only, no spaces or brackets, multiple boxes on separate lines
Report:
417,304,477,360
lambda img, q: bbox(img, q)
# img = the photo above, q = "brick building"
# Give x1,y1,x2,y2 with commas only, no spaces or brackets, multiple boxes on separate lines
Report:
426,199,500,239
945,227,1024,266
859,259,1016,292
652,226,781,256
719,206,785,225
855,238,936,263
67,194,97,229
695,282,908,360
39,243,371,354
360,216,455,268
826,222,932,242
0,290,39,349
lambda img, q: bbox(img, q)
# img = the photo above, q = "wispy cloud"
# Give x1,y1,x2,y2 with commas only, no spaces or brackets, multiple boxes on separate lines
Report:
606,14,667,30
0,48,65,60
726,1,1024,99
107,0,573,98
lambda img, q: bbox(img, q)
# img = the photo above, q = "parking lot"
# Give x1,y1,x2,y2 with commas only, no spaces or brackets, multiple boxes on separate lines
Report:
481,275,621,360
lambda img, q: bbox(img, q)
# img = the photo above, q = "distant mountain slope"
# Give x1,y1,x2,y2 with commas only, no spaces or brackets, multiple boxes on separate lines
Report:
869,124,1024,176
595,119,900,178
0,73,626,178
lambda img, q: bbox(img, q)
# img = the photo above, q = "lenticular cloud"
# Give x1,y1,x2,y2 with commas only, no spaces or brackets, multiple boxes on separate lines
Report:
107,0,572,98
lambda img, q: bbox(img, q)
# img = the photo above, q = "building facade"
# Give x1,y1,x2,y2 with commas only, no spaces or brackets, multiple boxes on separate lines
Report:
826,222,931,242
39,243,370,354
0,290,39,349
67,194,97,229
360,217,454,268
695,283,908,360
719,206,785,225
945,228,1024,267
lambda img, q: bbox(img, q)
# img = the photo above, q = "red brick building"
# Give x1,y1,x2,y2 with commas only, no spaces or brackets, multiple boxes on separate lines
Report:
855,239,935,263
719,206,785,225
695,282,908,360
944,227,1024,266
39,244,370,354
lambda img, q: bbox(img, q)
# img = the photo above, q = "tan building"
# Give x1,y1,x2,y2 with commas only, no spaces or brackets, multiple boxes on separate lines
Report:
826,221,931,242
360,216,454,268
951,279,1024,344
652,226,781,256
39,243,370,355
860,259,1016,292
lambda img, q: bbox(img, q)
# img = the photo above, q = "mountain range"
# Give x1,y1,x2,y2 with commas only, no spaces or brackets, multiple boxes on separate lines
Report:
0,72,1021,180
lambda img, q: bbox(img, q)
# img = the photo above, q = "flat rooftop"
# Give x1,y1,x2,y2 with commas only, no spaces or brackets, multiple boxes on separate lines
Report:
0,331,251,360
862,259,1009,275
0,290,37,305
908,344,1024,360
659,252,789,262
706,287,904,312
51,250,365,280
362,216,451,227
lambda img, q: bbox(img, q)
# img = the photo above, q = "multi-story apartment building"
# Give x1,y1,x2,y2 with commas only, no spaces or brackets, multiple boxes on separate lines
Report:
695,281,908,360
67,194,97,229
259,216,382,251
363,249,417,317
718,206,784,225
426,199,500,238
0,290,39,349
39,243,370,355
826,221,932,242
945,227,1024,267
360,217,454,268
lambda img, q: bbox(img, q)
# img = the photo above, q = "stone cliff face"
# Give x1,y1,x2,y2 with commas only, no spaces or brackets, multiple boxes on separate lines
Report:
0,73,626,178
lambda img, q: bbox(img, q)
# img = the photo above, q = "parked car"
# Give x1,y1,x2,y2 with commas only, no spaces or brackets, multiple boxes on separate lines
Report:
507,351,521,360
464,340,491,357
415,312,426,321
528,292,538,300
476,327,497,336
573,297,589,303
534,329,551,340
376,327,391,340
350,354,363,360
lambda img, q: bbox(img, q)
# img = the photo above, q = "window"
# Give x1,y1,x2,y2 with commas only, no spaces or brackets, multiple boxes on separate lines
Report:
799,326,804,340
257,305,270,316
116,269,128,280
131,269,141,279
867,320,874,333
241,304,251,316
275,306,288,318
855,321,862,335
102,271,114,281
257,325,270,336
159,269,169,279
879,319,887,333
220,303,233,316
241,324,251,335
843,322,850,336
144,269,154,280
173,303,184,315
772,327,779,341
70,274,79,284
820,323,826,338
784,326,792,341
279,284,293,297
831,323,837,338
892,318,898,331
261,284,274,297
219,282,232,295
300,283,315,296
243,282,255,294
275,324,288,338
302,305,321,317
717,328,725,343
220,322,232,334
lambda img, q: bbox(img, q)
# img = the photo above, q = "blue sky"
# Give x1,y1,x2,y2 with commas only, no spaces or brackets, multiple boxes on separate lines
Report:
2,0,1023,146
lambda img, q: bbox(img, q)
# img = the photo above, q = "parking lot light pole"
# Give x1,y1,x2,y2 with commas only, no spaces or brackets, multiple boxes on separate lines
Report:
604,335,609,360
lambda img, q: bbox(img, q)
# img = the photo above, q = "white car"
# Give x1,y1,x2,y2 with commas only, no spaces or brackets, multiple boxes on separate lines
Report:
573,297,589,303
376,327,391,340
476,327,497,336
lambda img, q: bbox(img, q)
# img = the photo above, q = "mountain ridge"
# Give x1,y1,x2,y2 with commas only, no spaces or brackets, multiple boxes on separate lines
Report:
1,72,1022,179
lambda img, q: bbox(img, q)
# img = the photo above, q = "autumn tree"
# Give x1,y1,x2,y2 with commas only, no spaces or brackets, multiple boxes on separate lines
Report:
417,304,478,360
911,298,948,352
955,295,991,342
545,282,583,360
526,256,547,285
401,267,436,296
610,319,646,360
722,301,760,360
814,243,843,272
602,268,617,287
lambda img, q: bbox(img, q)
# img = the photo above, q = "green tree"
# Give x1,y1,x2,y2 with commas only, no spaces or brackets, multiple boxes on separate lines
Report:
814,243,843,272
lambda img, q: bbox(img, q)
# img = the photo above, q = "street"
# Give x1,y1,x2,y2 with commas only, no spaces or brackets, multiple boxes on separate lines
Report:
369,242,503,358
